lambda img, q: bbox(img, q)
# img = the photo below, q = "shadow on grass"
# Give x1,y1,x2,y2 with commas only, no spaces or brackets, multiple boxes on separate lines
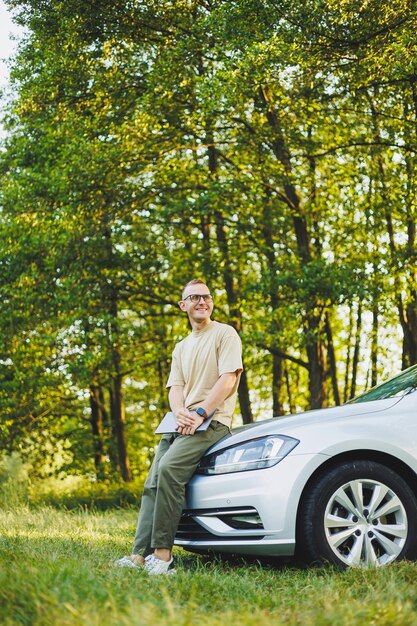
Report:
178,549,299,572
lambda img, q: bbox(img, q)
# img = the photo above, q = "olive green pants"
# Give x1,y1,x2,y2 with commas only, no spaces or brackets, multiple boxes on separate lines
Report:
133,420,229,554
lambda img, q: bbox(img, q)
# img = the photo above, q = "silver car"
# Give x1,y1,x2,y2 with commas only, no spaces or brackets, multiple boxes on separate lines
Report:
175,365,417,568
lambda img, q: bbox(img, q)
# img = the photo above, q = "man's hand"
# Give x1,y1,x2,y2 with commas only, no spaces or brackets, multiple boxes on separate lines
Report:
175,407,205,436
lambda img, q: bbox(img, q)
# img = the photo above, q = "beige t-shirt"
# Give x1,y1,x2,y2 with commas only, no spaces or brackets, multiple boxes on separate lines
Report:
166,321,243,427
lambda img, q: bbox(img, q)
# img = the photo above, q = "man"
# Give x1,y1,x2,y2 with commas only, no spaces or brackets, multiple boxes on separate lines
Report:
116,278,243,575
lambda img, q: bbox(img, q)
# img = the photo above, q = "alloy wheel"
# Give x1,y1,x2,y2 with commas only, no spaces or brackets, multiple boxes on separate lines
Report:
324,478,408,567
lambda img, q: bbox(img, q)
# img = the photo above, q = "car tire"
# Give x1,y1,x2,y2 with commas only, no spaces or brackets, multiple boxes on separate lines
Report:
297,460,417,568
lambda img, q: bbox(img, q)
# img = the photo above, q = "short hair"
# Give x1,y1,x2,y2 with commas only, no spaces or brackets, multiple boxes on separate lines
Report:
182,279,207,299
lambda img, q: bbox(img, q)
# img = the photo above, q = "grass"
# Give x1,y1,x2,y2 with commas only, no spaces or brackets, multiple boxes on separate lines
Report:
2,506,417,625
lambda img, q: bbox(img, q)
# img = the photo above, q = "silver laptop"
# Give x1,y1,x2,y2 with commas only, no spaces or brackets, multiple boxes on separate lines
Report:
155,411,213,434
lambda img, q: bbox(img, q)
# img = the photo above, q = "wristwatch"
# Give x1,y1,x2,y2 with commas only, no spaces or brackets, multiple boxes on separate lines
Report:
196,407,208,420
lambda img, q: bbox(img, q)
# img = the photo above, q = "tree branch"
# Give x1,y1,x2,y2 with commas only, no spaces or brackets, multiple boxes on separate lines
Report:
259,344,309,369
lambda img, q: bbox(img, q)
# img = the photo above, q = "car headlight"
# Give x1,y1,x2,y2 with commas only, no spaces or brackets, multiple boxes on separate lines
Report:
196,435,299,475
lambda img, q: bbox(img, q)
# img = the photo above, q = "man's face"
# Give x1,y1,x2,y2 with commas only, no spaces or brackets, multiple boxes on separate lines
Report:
179,283,214,325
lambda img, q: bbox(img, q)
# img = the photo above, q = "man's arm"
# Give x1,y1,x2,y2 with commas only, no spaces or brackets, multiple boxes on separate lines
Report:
175,372,239,436
168,385,187,416
195,372,238,418
168,385,196,434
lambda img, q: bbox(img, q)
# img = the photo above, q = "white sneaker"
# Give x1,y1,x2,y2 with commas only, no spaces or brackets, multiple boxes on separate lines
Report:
143,554,176,576
114,556,142,570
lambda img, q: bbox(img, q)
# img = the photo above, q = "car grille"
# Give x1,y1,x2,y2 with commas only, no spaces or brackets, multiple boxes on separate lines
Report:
176,507,265,542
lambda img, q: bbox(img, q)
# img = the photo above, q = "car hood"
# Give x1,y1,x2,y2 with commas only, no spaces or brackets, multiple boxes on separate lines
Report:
208,396,404,454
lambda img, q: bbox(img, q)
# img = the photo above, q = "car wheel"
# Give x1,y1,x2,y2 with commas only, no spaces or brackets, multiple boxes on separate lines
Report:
297,460,417,568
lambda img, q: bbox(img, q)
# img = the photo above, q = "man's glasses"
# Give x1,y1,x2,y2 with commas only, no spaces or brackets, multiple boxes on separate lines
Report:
183,294,213,303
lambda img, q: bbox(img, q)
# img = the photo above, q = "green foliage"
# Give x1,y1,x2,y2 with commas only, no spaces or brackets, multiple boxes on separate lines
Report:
30,475,143,511
0,452,30,508
0,0,416,474
0,452,144,510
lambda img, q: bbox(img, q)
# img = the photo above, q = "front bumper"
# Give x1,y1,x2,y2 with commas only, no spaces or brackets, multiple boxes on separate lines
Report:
175,452,328,556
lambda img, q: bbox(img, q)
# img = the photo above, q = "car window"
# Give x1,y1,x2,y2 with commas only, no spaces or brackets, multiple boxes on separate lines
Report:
349,364,417,403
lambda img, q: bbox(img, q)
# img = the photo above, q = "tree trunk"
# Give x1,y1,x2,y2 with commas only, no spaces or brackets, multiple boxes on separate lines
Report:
371,301,378,388
272,354,284,415
214,210,254,424
325,312,340,406
89,384,106,480
369,87,417,367
403,301,417,365
261,189,284,416
98,384,118,472
305,317,328,409
109,363,132,482
403,116,417,364
283,363,296,413
350,302,362,399
258,84,327,409
104,224,132,482
343,308,353,403
308,145,339,407
206,130,253,424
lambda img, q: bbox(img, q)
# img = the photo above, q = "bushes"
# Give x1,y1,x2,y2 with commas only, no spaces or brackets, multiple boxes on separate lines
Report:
0,452,143,511
0,452,31,508
32,477,142,510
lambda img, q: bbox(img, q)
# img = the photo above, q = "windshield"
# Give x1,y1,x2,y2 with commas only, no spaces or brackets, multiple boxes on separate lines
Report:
349,364,417,403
